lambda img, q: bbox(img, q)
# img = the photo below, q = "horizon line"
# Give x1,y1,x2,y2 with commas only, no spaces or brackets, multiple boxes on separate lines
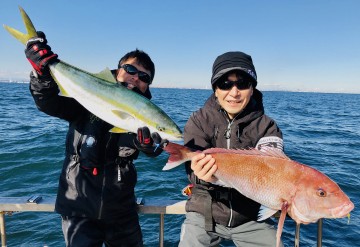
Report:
0,80,359,95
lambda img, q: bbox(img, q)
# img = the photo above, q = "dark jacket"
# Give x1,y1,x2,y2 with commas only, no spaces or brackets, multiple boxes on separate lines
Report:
184,91,283,228
29,72,146,221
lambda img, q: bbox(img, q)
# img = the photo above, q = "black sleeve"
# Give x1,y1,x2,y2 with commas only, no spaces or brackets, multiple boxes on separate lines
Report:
29,71,86,122
183,112,213,186
254,117,284,151
184,112,213,151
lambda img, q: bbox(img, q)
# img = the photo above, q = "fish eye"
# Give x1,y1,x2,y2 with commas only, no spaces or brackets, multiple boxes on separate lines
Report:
157,126,165,132
317,189,327,197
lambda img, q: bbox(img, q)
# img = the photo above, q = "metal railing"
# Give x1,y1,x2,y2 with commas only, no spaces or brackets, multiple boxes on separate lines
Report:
0,196,323,247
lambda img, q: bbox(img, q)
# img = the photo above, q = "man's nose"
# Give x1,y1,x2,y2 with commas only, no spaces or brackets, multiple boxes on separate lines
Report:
228,85,240,96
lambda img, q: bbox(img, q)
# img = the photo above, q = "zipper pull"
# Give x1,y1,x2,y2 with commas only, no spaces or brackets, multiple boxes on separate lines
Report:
224,125,231,139
117,165,121,182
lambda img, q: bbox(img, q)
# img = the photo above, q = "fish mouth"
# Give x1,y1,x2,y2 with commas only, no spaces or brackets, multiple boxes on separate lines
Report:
331,201,354,218
291,200,355,224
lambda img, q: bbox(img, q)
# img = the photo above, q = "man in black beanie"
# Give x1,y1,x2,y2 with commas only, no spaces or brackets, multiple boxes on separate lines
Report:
179,51,284,246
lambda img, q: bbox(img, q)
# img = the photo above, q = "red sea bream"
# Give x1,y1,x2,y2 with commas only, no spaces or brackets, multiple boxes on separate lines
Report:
163,142,354,247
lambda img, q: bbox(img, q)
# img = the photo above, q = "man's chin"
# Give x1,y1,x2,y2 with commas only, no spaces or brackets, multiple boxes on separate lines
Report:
131,86,145,96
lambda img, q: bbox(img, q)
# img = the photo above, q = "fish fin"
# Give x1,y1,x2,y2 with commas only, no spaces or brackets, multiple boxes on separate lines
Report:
111,110,135,120
275,202,289,247
258,205,278,221
55,79,71,97
3,6,37,45
212,179,231,187
206,147,290,160
93,68,117,83
258,147,290,159
110,110,136,133
162,160,185,171
109,127,128,133
162,142,195,170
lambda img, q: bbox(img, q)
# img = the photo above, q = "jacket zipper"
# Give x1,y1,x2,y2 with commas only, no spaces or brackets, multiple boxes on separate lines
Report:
98,133,113,219
225,122,231,149
224,120,233,226
228,201,233,227
222,111,241,227
98,168,106,219
222,110,241,149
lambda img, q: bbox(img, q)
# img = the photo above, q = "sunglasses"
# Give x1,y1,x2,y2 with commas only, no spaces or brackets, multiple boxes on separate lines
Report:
121,64,151,84
216,79,252,91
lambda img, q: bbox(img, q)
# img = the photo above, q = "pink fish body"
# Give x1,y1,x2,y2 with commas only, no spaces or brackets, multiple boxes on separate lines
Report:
163,142,354,246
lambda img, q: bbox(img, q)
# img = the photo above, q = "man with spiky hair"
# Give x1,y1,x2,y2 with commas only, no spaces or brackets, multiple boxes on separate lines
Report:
25,31,166,247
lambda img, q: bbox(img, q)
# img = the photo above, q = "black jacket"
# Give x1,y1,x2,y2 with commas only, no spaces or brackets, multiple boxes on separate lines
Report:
29,72,146,221
184,91,283,227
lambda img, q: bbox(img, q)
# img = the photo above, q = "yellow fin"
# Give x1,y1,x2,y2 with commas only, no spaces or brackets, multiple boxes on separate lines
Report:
57,83,71,97
3,6,37,45
111,110,135,121
93,68,117,83
51,74,71,97
109,110,136,133
109,127,129,133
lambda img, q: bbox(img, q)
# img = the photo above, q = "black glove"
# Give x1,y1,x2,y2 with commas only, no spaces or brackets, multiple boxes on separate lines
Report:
134,127,168,157
25,31,59,76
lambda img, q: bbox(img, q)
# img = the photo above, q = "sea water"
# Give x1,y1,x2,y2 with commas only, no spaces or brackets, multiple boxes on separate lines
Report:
0,83,359,246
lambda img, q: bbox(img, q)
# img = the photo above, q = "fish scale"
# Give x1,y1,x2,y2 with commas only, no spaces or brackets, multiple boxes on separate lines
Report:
214,154,295,209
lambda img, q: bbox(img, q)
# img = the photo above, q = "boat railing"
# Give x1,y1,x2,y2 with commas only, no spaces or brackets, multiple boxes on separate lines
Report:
0,196,323,247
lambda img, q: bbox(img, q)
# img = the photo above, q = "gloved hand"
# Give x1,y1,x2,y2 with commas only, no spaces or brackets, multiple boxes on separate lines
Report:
134,127,168,157
25,31,59,76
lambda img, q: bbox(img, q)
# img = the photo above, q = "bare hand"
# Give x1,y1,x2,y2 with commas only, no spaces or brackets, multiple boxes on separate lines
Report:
191,153,218,183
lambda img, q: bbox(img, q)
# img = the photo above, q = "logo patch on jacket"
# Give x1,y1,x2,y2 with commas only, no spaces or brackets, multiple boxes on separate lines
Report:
85,136,96,147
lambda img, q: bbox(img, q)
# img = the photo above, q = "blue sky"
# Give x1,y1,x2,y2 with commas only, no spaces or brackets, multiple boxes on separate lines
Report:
1,0,359,93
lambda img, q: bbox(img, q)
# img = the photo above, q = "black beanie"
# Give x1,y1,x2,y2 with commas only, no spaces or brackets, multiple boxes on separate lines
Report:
211,51,258,89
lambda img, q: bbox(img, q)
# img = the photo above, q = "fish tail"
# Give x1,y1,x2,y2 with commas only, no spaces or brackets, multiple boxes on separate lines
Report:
3,6,37,45
162,142,195,170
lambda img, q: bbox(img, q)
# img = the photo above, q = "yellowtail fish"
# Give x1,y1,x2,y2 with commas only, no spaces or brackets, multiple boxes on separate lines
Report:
3,7,183,141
